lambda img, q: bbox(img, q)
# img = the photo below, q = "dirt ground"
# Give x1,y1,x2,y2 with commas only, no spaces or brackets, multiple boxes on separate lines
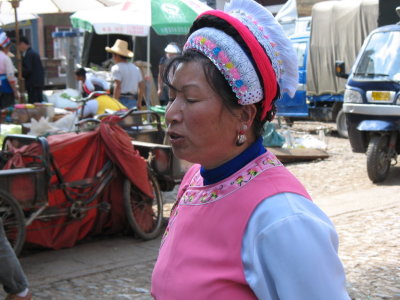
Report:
277,120,376,199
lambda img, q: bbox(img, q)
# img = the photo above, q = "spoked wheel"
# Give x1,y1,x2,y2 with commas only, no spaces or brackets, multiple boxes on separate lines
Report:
366,135,391,183
0,190,25,255
123,171,163,240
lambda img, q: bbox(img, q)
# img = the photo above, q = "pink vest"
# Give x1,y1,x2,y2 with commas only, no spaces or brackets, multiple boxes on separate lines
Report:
151,151,311,300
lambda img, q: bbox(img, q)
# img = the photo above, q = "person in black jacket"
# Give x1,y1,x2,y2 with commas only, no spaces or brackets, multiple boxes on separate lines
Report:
18,36,44,103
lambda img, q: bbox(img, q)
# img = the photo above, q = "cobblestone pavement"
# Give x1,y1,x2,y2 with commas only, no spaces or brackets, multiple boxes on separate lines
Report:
1,199,397,299
336,205,400,300
29,261,156,300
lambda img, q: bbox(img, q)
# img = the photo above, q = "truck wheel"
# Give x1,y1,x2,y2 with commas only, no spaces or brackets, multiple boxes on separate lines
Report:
366,135,391,183
336,109,348,138
283,117,294,127
0,190,25,256
123,171,163,240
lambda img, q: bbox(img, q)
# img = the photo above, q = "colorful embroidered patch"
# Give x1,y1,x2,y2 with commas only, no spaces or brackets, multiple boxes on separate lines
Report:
184,27,263,106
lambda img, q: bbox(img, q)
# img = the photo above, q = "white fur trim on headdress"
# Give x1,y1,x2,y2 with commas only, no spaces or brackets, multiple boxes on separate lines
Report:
184,27,263,105
225,0,298,98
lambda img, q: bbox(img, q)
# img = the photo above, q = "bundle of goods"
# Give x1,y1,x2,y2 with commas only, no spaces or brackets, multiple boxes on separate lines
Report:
10,103,55,124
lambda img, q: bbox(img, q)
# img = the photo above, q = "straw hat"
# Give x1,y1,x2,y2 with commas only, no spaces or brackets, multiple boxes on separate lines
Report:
105,39,133,58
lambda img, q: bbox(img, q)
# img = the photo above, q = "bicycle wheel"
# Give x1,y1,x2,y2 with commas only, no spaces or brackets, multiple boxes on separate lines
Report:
0,190,26,256
123,171,163,240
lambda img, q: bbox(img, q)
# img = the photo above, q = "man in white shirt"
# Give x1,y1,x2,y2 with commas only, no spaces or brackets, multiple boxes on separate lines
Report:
105,39,144,109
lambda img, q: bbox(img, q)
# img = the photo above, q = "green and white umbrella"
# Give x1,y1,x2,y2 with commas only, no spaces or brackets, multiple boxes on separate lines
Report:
70,0,211,37
71,0,211,106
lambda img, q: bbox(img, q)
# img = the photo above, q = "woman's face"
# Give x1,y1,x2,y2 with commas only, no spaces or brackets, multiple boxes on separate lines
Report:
165,61,243,169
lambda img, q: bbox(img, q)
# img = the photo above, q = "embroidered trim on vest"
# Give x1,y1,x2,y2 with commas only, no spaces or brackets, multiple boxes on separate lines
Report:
160,152,282,246
181,151,282,206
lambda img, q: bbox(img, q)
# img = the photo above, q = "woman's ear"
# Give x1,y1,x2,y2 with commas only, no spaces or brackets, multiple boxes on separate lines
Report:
239,104,257,125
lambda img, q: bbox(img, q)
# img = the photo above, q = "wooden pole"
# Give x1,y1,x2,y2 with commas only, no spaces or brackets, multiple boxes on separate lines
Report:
11,0,25,103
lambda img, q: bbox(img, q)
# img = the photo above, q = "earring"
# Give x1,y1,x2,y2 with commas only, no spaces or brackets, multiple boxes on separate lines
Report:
236,124,248,146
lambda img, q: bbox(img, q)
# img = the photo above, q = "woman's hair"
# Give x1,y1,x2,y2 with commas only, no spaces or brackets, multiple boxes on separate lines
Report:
162,15,280,138
75,68,86,77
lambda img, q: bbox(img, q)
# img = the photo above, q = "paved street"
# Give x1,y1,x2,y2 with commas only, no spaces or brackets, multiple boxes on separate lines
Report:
1,185,399,299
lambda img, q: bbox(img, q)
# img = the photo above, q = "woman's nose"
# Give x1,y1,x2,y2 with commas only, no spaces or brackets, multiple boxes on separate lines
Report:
165,99,181,125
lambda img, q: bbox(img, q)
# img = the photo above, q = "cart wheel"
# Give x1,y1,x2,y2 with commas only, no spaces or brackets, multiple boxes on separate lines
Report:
0,190,25,256
123,171,163,240
366,135,391,183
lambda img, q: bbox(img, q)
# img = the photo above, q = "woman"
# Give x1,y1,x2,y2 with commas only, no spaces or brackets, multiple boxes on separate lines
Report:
151,0,350,299
0,31,19,109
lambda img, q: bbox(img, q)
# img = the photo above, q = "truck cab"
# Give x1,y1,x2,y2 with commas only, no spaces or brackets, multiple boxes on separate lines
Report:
341,24,400,153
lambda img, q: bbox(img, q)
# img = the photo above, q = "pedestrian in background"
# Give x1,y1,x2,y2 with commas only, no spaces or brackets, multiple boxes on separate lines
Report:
157,42,180,106
151,0,350,299
105,39,144,109
18,36,44,104
76,93,127,119
0,31,19,109
74,67,110,98
0,218,32,300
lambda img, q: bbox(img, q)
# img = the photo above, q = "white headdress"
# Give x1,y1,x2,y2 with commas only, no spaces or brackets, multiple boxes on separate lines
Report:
183,0,298,119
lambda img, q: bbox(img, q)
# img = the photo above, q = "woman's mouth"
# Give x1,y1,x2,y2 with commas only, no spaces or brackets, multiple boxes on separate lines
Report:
168,131,184,144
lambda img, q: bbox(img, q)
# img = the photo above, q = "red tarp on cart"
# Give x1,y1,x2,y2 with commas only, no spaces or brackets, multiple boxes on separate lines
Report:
4,116,152,249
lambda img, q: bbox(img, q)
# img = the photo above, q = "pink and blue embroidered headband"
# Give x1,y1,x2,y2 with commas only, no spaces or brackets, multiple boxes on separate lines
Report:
184,27,263,105
183,0,298,120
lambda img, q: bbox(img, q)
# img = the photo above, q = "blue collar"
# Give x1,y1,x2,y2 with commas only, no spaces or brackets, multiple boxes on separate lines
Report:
200,137,266,185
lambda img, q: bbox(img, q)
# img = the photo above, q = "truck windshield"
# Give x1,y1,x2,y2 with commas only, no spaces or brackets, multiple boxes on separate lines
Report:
353,30,400,82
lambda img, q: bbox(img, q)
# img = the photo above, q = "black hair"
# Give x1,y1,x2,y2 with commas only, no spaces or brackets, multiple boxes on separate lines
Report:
75,67,86,77
113,53,130,60
162,14,280,138
19,36,30,45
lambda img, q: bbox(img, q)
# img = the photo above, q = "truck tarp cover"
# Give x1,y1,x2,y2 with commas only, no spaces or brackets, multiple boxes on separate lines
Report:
306,0,378,96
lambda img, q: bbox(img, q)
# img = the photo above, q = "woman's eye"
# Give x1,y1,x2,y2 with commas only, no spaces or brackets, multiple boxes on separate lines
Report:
186,98,197,103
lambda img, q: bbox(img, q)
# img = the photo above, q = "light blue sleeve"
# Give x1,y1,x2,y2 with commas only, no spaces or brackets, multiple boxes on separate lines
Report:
89,74,111,91
242,193,350,300
84,77,95,92
79,99,98,117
